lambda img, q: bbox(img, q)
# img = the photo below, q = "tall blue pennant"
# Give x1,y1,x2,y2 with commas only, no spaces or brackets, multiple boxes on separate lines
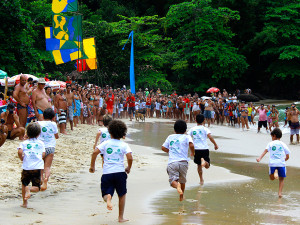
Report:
122,31,135,94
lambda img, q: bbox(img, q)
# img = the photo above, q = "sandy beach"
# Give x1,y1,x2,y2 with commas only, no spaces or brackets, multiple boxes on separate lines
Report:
0,118,297,224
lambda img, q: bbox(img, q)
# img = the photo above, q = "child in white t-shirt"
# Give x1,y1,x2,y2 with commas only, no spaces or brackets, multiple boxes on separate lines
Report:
37,108,59,191
90,120,133,223
188,114,218,185
162,120,194,201
257,128,290,198
18,123,45,208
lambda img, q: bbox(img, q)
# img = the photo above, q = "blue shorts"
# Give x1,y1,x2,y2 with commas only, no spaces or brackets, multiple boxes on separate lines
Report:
101,172,127,197
146,105,151,109
204,110,211,119
269,167,286,177
248,116,252,122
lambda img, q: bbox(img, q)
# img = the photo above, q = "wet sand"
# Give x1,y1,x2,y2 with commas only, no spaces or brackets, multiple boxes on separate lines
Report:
0,118,252,224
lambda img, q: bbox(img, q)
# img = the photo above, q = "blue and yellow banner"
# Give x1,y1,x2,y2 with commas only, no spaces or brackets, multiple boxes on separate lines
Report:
51,48,82,65
52,0,78,14
52,15,82,41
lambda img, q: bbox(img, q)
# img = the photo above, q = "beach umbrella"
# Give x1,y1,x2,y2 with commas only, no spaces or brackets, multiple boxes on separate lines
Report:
0,69,7,79
0,77,15,87
10,74,38,85
55,81,66,88
46,80,65,90
206,87,220,93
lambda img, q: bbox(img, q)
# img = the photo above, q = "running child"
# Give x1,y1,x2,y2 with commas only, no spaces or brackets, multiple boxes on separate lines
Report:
18,123,45,208
256,128,290,198
37,108,59,191
188,114,218,185
162,120,195,201
90,120,133,222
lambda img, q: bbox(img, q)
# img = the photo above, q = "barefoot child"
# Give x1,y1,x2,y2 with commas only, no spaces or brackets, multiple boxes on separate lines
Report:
17,123,45,208
256,128,290,198
162,120,195,201
89,120,133,222
188,114,218,185
37,108,59,191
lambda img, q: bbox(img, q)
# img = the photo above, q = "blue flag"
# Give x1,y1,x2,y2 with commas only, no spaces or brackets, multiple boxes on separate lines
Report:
122,31,135,94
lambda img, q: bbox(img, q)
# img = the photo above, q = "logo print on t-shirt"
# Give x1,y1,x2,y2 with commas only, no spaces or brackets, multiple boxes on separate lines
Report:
170,141,174,146
102,133,106,138
272,146,276,151
107,148,113,154
193,131,196,135
27,144,32,149
42,127,47,132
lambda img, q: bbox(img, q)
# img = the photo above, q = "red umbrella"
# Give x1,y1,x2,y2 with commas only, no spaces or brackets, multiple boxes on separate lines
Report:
206,87,220,93
11,74,38,85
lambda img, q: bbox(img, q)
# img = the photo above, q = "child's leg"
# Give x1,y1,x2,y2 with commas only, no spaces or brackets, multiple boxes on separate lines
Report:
41,153,54,191
21,184,30,208
197,165,204,185
278,177,284,198
103,194,113,210
118,194,129,222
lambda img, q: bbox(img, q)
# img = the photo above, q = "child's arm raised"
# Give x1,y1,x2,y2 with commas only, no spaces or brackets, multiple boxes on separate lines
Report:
89,148,100,173
17,148,23,161
207,134,219,150
256,149,268,162
125,153,133,174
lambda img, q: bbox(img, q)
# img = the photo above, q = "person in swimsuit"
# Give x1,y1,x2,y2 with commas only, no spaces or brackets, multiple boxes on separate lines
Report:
270,107,279,129
54,88,68,134
239,101,249,130
287,103,300,144
32,78,51,121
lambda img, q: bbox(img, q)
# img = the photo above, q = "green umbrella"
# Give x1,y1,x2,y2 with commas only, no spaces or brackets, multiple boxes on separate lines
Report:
0,69,7,79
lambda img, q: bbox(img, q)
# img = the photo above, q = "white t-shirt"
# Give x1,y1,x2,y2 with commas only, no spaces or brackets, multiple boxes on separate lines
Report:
18,138,45,170
37,121,58,148
119,103,123,112
155,102,161,110
99,98,104,108
162,134,193,164
135,102,139,110
96,139,132,174
192,104,200,112
98,127,111,144
266,140,290,167
188,125,211,150
141,102,146,109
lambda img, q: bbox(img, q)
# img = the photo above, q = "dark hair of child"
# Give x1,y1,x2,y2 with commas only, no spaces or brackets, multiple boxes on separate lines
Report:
271,128,282,139
103,115,113,127
108,120,127,139
196,114,205,124
43,108,55,120
27,123,41,139
174,120,187,134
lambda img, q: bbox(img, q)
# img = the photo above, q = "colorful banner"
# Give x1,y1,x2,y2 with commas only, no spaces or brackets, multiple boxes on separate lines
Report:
76,59,97,72
52,15,82,41
51,49,82,65
52,0,78,14
82,38,96,59
122,31,135,94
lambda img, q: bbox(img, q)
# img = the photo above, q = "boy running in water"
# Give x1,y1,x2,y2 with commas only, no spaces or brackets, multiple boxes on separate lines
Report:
90,120,133,222
18,123,45,208
162,120,195,201
257,128,290,198
188,114,219,185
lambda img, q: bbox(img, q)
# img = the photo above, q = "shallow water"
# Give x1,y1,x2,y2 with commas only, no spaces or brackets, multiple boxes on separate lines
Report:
129,122,300,225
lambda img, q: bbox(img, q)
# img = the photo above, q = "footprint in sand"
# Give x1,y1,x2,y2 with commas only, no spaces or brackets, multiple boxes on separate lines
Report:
193,211,207,215
186,199,198,202
90,213,98,216
172,212,187,216
35,220,42,223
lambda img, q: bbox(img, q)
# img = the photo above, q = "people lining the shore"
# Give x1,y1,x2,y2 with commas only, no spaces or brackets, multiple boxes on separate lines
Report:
162,120,195,201
256,128,290,198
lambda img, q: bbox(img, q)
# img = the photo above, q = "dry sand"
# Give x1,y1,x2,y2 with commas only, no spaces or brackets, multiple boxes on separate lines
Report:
0,118,262,225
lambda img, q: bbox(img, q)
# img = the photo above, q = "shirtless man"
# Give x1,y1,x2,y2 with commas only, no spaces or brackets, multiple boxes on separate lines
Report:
288,103,300,144
0,118,8,147
32,78,51,121
204,99,214,127
54,88,68,134
0,103,25,141
13,75,30,131
65,84,76,131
